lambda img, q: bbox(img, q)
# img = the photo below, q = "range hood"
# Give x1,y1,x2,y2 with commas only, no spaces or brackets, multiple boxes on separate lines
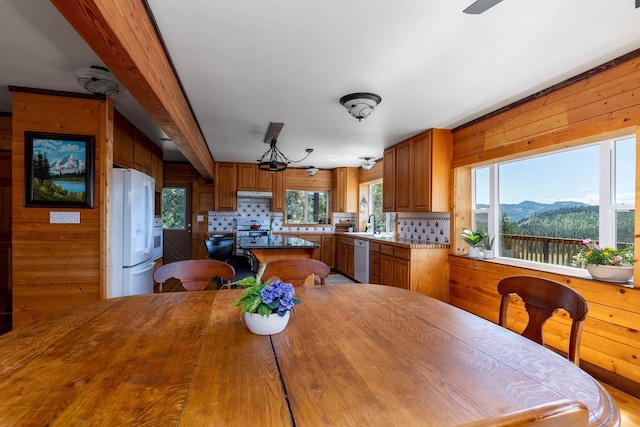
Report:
237,191,273,198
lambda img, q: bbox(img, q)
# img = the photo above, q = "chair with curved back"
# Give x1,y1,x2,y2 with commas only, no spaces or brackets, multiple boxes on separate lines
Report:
261,258,330,286
153,259,235,292
497,275,589,365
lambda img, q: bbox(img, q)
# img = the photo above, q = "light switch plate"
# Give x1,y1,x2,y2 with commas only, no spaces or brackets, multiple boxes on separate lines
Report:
197,215,204,222
50,212,80,224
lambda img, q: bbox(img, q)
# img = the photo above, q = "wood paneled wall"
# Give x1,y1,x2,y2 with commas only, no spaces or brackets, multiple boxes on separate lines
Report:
11,91,112,329
163,162,213,260
285,168,333,191
0,115,11,151
450,53,640,396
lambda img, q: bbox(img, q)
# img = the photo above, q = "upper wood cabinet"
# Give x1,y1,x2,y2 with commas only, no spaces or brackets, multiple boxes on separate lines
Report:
271,171,285,212
333,167,359,213
113,111,163,191
383,128,452,212
382,146,396,212
237,163,272,192
113,111,135,169
214,162,237,211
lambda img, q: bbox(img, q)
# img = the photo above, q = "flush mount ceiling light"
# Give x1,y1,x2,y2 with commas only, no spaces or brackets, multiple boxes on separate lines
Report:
360,157,376,170
305,167,319,177
339,92,382,121
74,65,120,96
258,122,313,172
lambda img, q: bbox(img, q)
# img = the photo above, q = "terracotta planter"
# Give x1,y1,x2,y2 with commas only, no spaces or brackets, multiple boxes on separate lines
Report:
586,264,633,284
244,311,290,335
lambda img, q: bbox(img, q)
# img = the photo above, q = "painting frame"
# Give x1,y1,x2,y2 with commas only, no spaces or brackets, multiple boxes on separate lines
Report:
24,131,95,208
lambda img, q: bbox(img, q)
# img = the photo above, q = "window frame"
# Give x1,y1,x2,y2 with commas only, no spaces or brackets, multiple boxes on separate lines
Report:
472,135,635,263
284,189,330,226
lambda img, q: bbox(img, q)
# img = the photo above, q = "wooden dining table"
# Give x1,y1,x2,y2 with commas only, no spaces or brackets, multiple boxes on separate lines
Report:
0,284,619,426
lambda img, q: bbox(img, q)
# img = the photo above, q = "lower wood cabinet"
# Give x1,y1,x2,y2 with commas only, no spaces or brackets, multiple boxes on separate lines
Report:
337,236,355,279
369,240,450,302
321,234,335,269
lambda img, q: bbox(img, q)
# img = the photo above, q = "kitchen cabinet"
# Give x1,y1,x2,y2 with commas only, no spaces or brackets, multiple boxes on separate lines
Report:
321,234,335,269
113,110,163,191
337,236,355,279
237,163,272,192
383,128,452,213
369,242,380,284
271,171,285,212
214,162,237,211
379,243,394,287
382,146,396,212
333,167,359,213
113,111,135,169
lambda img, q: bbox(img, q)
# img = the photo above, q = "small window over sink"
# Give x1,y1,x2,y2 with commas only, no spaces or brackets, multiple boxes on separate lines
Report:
286,190,329,224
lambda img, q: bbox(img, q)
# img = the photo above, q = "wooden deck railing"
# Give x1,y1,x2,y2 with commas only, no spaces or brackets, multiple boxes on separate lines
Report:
501,235,585,266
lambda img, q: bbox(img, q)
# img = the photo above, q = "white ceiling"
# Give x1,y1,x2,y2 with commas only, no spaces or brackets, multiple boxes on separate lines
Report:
2,1,640,169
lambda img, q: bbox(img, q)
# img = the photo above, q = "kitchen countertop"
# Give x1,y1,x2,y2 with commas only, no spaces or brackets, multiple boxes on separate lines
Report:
238,235,320,249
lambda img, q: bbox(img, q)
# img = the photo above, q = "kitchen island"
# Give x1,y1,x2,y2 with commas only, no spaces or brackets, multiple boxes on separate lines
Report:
239,235,320,264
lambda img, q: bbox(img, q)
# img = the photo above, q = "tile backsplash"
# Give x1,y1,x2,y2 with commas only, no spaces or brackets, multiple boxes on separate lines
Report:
396,212,450,244
208,198,449,244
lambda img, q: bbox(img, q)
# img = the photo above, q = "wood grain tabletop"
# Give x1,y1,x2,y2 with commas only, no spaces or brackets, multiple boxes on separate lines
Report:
0,284,619,426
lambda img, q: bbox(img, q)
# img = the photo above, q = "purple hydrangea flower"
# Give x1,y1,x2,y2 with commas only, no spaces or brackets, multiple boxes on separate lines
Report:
260,280,297,313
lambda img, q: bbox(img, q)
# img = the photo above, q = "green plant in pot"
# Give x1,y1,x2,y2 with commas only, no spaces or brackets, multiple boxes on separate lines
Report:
460,228,486,258
483,234,495,259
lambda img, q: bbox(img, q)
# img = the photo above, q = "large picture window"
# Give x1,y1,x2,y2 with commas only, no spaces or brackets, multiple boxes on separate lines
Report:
472,135,635,267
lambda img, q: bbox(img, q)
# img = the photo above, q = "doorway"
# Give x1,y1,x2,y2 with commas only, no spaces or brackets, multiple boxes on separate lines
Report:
161,182,193,263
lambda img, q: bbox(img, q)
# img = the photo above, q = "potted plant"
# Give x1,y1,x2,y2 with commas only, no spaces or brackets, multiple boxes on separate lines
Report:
231,263,301,335
574,238,634,283
483,234,495,259
460,228,487,258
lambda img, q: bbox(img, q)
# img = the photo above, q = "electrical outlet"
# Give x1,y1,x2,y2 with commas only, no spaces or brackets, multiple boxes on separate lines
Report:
50,212,80,224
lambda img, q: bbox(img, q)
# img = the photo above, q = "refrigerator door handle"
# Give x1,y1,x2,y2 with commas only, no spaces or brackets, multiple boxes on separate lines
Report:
143,179,154,254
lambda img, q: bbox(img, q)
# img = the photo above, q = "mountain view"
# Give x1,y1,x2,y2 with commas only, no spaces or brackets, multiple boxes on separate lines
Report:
477,200,634,243
49,154,85,176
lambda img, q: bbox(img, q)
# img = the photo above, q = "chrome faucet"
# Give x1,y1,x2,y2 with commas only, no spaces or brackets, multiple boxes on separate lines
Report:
367,214,378,234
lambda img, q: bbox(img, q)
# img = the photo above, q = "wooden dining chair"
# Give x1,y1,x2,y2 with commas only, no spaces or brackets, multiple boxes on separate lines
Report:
261,258,330,286
497,275,589,365
153,259,235,292
458,399,589,427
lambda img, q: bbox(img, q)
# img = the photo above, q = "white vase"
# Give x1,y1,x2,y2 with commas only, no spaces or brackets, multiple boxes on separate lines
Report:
244,311,290,335
586,264,634,284
483,249,495,259
468,247,481,258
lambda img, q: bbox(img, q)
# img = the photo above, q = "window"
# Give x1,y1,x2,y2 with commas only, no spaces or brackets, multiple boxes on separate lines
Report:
285,190,329,224
161,187,186,229
472,135,635,266
365,180,395,233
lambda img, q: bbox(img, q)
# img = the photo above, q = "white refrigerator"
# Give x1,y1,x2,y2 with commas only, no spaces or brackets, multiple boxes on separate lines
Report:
109,168,156,298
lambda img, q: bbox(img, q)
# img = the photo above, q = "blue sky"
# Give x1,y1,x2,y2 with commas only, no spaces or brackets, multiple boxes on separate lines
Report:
475,136,636,206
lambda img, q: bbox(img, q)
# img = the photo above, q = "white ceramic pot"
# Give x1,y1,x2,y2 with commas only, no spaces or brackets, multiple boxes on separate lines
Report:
468,247,481,258
586,264,634,283
483,249,495,259
244,311,290,335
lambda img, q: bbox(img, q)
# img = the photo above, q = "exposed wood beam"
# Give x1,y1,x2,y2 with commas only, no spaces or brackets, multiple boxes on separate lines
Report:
50,0,215,179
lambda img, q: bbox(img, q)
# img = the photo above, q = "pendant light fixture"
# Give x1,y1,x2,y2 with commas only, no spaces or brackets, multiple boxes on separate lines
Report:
339,92,382,121
257,122,313,172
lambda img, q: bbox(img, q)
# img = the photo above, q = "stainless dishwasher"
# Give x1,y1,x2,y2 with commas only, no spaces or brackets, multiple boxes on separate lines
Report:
354,239,370,283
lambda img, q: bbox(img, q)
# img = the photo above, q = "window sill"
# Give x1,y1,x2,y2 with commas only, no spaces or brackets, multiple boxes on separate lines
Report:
453,255,635,288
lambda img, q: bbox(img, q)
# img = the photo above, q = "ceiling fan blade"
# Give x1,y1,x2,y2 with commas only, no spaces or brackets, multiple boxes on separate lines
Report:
463,0,504,14
264,122,284,143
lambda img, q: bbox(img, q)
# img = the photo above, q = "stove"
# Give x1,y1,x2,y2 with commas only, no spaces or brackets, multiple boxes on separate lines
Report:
235,217,271,266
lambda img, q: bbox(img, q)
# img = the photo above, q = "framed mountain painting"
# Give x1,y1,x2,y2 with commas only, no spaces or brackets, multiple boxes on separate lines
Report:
24,131,94,208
